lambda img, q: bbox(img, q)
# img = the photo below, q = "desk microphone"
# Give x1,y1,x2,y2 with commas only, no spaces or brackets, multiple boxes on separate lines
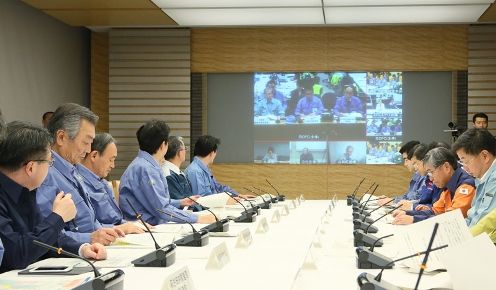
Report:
357,224,446,290
185,196,230,232
155,208,209,247
348,177,366,205
125,198,176,267
32,240,125,290
354,184,379,213
243,187,272,209
252,186,278,203
369,234,394,253
236,193,262,215
265,179,286,201
223,192,257,223
352,182,376,206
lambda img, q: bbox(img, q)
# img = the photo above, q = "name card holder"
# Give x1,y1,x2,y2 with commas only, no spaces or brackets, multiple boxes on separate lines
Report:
301,247,318,270
271,209,281,223
256,217,269,234
280,204,290,216
300,194,305,202
205,242,230,270
162,266,195,290
235,228,253,248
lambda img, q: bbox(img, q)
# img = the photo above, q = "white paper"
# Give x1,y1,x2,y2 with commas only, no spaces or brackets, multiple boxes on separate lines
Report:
396,209,472,271
440,233,496,290
196,193,229,208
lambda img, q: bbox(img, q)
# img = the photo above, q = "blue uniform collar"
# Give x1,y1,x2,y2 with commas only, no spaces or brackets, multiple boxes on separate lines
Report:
445,167,464,193
138,150,161,169
193,156,211,175
0,171,31,204
52,150,78,182
77,164,105,190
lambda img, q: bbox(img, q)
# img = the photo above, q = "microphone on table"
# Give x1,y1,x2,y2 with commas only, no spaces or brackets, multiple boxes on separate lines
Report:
265,179,286,201
185,196,230,233
252,186,278,203
357,223,446,290
155,208,210,247
352,182,376,207
124,198,176,267
236,193,262,215
32,240,125,290
353,198,393,222
353,184,379,213
223,192,257,223
348,177,366,205
243,187,272,209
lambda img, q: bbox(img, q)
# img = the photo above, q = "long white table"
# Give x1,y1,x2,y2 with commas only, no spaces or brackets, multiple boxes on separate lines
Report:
0,199,455,290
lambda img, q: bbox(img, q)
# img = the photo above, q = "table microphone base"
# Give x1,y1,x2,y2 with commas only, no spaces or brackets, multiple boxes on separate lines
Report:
72,269,125,290
174,231,210,247
132,244,176,267
202,219,230,233
357,272,401,290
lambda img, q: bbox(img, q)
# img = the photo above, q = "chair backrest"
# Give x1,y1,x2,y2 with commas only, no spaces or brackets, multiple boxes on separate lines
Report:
110,180,120,204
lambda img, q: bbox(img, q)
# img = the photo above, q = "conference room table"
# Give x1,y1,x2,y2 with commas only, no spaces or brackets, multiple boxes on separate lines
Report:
0,198,454,290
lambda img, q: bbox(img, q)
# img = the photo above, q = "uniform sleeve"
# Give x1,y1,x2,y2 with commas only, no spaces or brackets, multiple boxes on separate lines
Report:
470,208,496,243
186,169,213,196
449,185,476,217
294,99,303,115
35,183,58,219
213,179,238,196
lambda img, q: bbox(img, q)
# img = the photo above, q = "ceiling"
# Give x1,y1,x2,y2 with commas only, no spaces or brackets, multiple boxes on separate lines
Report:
21,0,496,27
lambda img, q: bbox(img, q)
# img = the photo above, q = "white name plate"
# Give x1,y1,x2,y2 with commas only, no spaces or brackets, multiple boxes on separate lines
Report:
256,217,269,234
301,247,318,270
299,194,305,202
271,209,281,223
205,241,230,270
162,266,195,290
235,228,253,248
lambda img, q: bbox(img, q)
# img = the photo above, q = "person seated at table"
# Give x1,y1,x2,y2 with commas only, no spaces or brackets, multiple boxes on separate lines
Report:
377,140,421,205
262,146,278,164
294,87,324,117
333,86,364,115
397,143,440,211
0,121,106,273
78,133,145,233
254,87,284,117
265,79,287,110
300,148,314,164
452,128,496,234
336,145,358,164
37,103,124,246
186,135,255,199
472,112,489,129
393,147,476,225
119,120,216,225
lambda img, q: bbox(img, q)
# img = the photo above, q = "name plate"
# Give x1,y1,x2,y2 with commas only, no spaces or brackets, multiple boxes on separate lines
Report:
256,217,269,234
299,194,305,202
162,266,195,290
296,197,301,205
301,247,318,270
235,228,253,248
280,204,290,216
312,233,322,248
291,199,298,209
321,214,330,224
205,242,230,270
271,209,281,223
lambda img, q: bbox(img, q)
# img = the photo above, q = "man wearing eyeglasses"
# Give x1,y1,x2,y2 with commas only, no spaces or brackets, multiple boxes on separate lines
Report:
0,122,106,273
393,147,475,225
452,128,496,242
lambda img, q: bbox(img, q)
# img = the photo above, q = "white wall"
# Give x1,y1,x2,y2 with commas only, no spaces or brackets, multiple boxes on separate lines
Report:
0,0,89,125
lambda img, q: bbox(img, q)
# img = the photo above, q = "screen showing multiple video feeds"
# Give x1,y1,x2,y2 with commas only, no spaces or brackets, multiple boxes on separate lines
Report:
253,72,403,164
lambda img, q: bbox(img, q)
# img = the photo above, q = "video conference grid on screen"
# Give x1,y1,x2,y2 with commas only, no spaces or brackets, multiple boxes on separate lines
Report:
253,72,403,165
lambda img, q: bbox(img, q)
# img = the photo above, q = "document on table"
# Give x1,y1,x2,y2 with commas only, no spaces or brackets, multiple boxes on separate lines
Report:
440,233,496,290
110,232,175,248
196,193,229,208
395,209,472,272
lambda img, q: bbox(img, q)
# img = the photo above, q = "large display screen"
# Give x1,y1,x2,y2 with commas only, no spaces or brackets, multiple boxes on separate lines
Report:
253,72,403,164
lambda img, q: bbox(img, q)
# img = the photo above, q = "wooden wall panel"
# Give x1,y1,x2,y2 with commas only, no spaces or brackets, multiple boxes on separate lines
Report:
468,25,496,134
211,164,411,200
191,26,468,72
91,32,109,133
109,29,191,178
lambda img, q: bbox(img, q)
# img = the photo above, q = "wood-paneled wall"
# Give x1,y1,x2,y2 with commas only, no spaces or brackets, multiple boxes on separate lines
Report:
108,29,191,178
191,26,468,72
91,32,109,133
468,25,496,134
210,164,411,200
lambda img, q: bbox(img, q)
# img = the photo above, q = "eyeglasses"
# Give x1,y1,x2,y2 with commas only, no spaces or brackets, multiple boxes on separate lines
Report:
426,163,444,177
180,146,189,152
458,156,476,167
32,159,54,167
